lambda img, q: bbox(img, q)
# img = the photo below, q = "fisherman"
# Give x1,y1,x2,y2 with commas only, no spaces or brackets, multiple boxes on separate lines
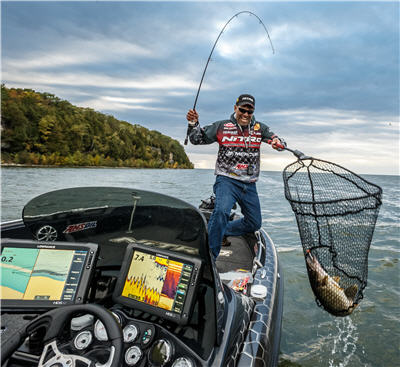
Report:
186,94,286,259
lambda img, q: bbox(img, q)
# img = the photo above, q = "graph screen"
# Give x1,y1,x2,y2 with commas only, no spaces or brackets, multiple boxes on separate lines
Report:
121,250,193,315
1,247,87,301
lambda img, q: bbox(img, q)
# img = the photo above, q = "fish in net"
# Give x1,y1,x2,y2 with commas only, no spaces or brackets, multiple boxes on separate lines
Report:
282,151,382,316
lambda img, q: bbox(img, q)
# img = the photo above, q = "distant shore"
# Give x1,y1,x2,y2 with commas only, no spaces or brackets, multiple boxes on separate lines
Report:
1,163,193,169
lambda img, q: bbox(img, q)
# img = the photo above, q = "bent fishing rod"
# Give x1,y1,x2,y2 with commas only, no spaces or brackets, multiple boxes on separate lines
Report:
184,11,275,145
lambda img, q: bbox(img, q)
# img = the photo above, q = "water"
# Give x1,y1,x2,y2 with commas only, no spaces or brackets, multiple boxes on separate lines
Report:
1,167,399,366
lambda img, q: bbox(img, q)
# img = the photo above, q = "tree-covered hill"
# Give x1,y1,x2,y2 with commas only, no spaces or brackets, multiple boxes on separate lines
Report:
1,85,193,168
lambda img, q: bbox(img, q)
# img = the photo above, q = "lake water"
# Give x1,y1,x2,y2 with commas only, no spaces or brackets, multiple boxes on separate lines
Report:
1,167,399,366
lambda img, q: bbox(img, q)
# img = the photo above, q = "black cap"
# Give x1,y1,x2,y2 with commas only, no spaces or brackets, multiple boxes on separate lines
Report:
236,94,255,108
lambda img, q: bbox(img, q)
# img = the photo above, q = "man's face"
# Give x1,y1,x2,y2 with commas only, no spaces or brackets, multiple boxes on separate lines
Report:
234,104,254,126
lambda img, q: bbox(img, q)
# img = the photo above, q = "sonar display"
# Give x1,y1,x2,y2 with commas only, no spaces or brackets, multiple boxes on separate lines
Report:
0,247,87,301
122,250,193,314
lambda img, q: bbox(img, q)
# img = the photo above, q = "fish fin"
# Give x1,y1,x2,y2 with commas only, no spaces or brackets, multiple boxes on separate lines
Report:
344,284,358,300
321,275,329,286
333,276,340,283
306,251,314,268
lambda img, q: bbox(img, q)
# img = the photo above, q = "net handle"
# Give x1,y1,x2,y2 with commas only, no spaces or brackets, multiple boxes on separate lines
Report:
267,140,310,160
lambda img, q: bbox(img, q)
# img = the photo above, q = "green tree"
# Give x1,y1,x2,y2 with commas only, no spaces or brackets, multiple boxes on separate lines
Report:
1,85,194,169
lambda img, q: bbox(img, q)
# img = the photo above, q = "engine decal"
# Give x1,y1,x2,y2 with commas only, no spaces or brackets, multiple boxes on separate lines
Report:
63,221,97,234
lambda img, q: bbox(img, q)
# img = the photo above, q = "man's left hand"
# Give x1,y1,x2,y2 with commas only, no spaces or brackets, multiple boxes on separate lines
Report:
271,137,285,151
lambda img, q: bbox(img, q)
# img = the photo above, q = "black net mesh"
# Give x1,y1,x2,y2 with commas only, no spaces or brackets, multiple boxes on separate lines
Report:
283,157,382,316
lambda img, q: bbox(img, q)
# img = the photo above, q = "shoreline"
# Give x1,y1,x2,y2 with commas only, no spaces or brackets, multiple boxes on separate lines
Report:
1,163,397,176
1,163,193,169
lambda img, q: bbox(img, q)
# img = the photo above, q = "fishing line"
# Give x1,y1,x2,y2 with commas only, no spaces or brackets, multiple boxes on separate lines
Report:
184,11,275,145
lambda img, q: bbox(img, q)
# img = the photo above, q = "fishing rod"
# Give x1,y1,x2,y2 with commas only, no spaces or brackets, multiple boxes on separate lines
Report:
184,11,275,145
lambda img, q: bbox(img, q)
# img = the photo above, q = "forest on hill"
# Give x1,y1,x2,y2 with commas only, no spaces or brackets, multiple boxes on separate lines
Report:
1,85,194,169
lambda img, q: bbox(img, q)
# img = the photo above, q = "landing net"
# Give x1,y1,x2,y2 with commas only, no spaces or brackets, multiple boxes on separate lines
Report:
283,157,382,316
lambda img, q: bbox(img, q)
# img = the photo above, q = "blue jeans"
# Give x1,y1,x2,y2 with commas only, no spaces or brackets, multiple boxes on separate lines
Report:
208,175,262,259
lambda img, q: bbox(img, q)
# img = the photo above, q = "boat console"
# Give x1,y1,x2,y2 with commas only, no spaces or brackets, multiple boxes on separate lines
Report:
1,239,212,367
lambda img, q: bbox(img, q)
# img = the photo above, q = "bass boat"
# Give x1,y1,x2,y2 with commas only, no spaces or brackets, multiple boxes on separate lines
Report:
1,186,283,367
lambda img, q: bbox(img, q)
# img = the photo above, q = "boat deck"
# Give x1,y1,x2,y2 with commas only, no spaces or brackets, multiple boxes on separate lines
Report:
216,235,254,274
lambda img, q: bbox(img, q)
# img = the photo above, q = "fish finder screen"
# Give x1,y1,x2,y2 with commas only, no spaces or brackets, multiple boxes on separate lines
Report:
122,250,194,315
1,247,87,301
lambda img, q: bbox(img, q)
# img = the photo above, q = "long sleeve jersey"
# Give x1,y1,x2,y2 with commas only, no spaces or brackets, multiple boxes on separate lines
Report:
189,113,283,183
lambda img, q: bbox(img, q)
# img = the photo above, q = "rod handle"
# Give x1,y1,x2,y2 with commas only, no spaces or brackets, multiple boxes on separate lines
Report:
184,121,197,145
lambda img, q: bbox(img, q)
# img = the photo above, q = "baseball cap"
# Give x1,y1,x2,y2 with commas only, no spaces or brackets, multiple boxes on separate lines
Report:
236,94,255,108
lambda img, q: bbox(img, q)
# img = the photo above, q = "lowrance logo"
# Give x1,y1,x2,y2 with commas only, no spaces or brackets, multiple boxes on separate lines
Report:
38,244,56,249
63,221,97,234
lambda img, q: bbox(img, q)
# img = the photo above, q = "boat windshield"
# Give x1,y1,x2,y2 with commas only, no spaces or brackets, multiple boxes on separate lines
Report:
22,187,208,267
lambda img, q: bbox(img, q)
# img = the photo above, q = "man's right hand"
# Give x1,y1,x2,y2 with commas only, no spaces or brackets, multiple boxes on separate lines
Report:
186,109,199,125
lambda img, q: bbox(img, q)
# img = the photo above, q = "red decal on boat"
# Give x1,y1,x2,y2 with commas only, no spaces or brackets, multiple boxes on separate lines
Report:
63,221,97,234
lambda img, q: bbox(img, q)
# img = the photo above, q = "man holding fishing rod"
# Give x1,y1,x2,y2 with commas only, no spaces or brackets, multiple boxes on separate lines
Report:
186,94,286,259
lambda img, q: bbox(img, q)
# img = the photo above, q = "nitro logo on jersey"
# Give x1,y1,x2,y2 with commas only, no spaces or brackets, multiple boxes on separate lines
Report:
221,136,262,143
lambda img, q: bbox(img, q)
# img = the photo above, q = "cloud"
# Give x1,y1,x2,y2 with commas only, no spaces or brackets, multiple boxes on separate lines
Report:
3,37,154,70
270,21,339,46
264,108,394,128
216,34,274,59
2,68,198,90
78,95,182,113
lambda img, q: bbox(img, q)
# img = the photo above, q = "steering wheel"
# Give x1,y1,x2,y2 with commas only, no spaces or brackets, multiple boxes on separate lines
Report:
1,304,123,367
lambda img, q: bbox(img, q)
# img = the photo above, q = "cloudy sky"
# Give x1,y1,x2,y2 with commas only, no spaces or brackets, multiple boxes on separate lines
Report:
2,1,399,175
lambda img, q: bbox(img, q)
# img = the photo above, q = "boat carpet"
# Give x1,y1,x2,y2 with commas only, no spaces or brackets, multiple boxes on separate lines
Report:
216,235,253,274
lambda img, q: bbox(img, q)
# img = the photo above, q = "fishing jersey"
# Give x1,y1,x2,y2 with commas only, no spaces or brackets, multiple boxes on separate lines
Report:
189,113,284,183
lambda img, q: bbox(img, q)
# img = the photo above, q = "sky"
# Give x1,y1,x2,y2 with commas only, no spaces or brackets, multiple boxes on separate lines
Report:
2,1,399,175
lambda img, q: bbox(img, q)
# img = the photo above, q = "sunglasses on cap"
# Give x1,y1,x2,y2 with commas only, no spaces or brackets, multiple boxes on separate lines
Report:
238,107,254,115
